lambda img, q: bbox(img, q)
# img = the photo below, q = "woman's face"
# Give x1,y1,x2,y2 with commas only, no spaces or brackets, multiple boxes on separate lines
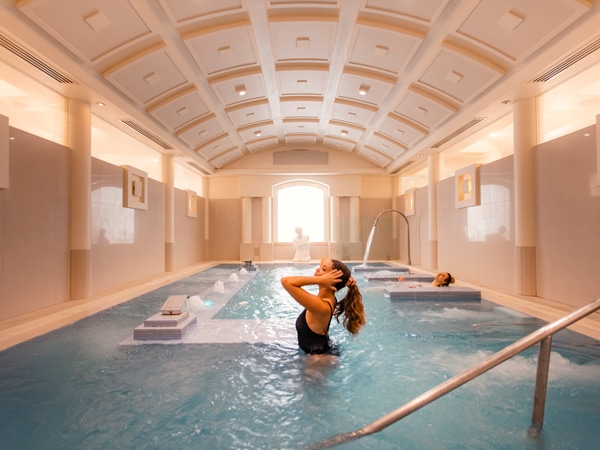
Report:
315,258,334,276
435,272,449,284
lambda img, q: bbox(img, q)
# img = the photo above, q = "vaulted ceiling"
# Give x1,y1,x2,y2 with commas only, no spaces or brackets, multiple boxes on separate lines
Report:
1,0,599,176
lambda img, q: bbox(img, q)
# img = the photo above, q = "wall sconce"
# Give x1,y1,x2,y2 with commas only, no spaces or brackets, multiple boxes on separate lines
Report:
455,164,480,208
122,165,148,210
358,85,370,96
404,188,417,216
186,190,197,217
235,85,247,96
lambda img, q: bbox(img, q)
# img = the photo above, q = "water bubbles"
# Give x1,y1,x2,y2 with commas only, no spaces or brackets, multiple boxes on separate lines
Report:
229,273,239,282
213,280,225,293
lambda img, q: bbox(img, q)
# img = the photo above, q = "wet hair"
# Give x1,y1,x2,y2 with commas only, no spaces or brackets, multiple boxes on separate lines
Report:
331,259,366,334
441,272,455,287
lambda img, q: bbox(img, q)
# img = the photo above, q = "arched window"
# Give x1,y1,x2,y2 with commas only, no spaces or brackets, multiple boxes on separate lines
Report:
273,181,328,243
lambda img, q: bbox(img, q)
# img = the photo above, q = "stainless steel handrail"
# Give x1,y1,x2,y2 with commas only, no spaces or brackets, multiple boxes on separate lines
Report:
306,297,600,449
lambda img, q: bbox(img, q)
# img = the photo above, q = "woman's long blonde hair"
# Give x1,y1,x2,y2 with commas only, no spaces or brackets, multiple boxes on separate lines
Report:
331,259,366,334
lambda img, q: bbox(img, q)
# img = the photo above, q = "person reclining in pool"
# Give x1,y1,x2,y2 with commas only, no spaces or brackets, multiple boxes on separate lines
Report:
281,258,366,355
397,271,455,287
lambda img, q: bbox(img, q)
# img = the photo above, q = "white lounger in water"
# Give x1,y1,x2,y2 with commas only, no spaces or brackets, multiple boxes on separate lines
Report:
365,274,434,282
384,285,481,302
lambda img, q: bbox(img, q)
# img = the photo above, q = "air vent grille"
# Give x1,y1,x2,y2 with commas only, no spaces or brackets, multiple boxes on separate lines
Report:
0,33,73,83
431,118,485,148
533,37,600,82
119,119,172,150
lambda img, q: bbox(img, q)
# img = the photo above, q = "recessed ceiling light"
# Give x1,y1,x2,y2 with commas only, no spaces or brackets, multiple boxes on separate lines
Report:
358,85,369,96
97,102,105,107
236,85,246,96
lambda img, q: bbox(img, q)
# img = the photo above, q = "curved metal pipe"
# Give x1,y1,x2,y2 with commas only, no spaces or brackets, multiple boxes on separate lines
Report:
365,209,411,265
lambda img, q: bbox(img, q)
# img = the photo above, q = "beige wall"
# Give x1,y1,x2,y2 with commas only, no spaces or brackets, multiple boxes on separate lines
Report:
534,124,599,306
90,159,166,294
173,190,205,270
0,128,208,321
0,128,71,320
436,156,515,292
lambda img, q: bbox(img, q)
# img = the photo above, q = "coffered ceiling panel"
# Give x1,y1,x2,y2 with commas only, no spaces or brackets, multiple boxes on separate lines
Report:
337,72,395,106
379,115,426,148
227,101,272,127
418,47,503,103
277,68,328,96
323,137,356,153
149,91,210,131
210,71,267,107
367,134,407,159
326,122,364,142
159,0,244,24
394,89,455,129
104,47,188,106
211,149,243,168
280,99,323,118
359,147,392,168
269,19,337,62
10,0,598,175
247,137,279,153
363,0,450,24
456,0,589,62
331,101,377,126
184,25,259,76
177,117,225,148
347,24,423,75
238,123,277,143
196,135,236,160
285,135,318,146
283,120,319,135
18,0,150,63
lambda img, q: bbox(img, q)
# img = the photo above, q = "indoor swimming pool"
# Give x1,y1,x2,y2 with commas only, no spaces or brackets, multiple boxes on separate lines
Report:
1,263,599,449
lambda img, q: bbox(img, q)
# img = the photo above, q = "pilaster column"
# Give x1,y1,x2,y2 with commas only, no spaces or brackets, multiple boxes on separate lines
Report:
67,99,92,299
241,197,252,244
163,154,175,272
349,196,360,242
513,96,539,295
428,153,439,270
261,197,272,243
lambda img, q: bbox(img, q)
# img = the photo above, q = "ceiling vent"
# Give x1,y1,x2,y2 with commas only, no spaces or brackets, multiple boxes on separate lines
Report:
431,118,486,149
0,33,73,83
273,149,328,165
532,37,600,82
119,119,173,150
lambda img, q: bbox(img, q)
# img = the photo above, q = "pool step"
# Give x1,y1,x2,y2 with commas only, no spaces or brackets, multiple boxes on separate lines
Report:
384,286,481,302
133,312,198,340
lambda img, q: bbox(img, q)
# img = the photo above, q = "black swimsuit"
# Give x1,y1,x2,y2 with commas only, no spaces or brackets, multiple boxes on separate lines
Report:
295,301,335,355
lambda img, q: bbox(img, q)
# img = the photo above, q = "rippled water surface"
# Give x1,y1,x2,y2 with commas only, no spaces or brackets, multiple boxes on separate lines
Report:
1,263,599,449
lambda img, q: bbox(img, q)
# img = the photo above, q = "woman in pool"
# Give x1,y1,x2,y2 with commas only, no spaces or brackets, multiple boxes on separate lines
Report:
281,258,365,355
397,271,455,287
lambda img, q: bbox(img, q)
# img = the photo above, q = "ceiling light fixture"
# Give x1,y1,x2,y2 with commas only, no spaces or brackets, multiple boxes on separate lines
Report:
358,85,369,96
236,85,246,96
96,102,105,107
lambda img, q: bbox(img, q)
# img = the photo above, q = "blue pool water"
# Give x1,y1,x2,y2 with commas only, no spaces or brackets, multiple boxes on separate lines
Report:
1,263,599,449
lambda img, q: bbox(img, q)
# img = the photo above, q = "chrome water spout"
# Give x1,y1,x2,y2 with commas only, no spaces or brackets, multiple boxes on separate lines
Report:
362,209,411,266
